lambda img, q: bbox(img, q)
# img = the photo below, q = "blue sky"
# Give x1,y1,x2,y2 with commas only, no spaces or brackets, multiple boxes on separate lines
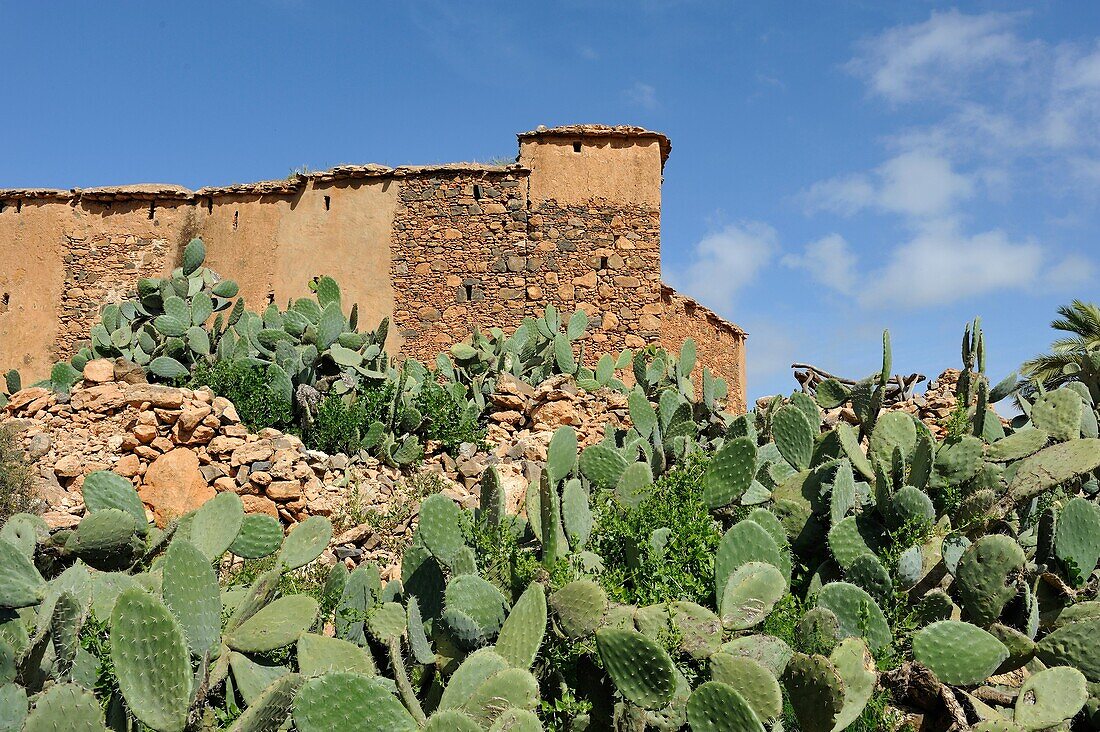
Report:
2,2,1097,401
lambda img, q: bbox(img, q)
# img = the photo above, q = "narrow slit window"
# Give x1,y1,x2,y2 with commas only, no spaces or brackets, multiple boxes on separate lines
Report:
148,202,156,220
599,256,608,269
473,185,482,201
15,200,22,214
206,197,213,213
324,195,331,211
464,284,474,301
233,211,239,230
572,142,582,153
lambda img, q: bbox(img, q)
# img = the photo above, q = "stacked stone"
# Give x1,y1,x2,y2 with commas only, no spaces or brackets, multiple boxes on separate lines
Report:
55,232,171,362
526,199,661,352
390,170,530,362
1,357,643,579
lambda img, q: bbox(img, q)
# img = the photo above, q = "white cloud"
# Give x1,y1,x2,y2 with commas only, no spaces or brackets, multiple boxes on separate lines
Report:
858,219,1082,308
623,82,658,110
670,221,777,314
846,10,1024,103
804,150,973,218
781,234,858,295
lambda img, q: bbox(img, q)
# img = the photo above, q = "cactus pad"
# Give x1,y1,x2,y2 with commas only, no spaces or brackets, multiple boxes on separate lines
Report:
781,653,845,732
829,638,877,730
293,672,417,732
277,516,332,570
596,627,676,710
701,437,756,508
720,635,794,678
424,710,481,732
985,429,1049,462
22,683,104,732
720,562,786,630
686,681,765,732
296,632,376,676
162,539,221,656
445,574,508,640
110,587,192,732
827,515,885,570
579,444,629,491
709,653,782,721
550,580,607,638
0,539,46,609
439,649,510,710
190,491,244,559
229,513,283,559
226,595,319,652
229,673,303,732
495,583,547,669
1031,389,1083,442
912,620,1008,685
715,519,787,595
417,494,465,564
1054,497,1100,586
957,534,1024,626
1014,665,1087,730
1036,619,1100,681
772,405,815,470
80,471,147,528
815,582,891,652
1008,439,1100,504
461,667,540,726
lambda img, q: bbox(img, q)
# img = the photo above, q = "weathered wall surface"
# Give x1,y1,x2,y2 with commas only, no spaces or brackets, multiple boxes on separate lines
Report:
0,192,193,377
195,178,400,350
0,125,749,409
390,168,529,362
659,285,747,413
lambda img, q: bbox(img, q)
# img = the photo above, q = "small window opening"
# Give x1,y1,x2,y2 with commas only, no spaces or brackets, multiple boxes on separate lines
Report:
464,284,474,301
0,293,9,313
324,195,331,211
15,200,22,214
206,197,213,213
572,142,582,153
599,256,608,269
233,210,239,230
148,201,156,220
473,185,482,201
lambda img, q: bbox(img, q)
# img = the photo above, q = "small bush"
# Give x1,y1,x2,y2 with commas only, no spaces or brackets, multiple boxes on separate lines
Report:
0,425,37,524
414,379,486,455
190,360,292,431
304,382,394,455
592,452,723,607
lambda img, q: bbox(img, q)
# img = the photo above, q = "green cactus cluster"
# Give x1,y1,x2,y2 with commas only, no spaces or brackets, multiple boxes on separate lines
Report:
7,258,1100,730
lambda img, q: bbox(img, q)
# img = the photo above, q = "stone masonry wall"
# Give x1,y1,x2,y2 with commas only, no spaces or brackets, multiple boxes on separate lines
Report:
56,225,178,362
659,285,747,413
525,199,661,354
390,170,530,363
0,126,749,408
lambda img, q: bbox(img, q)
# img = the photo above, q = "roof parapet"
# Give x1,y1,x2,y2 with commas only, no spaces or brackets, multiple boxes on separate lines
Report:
518,124,672,166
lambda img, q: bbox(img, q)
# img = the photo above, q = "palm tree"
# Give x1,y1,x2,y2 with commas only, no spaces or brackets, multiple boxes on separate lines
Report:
1021,299,1100,402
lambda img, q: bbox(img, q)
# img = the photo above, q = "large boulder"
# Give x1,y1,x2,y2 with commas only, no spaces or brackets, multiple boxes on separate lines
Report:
139,448,214,526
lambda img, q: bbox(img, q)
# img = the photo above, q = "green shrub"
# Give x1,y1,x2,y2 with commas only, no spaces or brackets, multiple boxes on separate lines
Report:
190,360,292,431
0,424,37,524
304,382,394,455
414,379,486,455
591,452,723,607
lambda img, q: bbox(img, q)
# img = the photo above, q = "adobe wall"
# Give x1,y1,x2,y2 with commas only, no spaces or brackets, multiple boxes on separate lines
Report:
0,125,749,410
